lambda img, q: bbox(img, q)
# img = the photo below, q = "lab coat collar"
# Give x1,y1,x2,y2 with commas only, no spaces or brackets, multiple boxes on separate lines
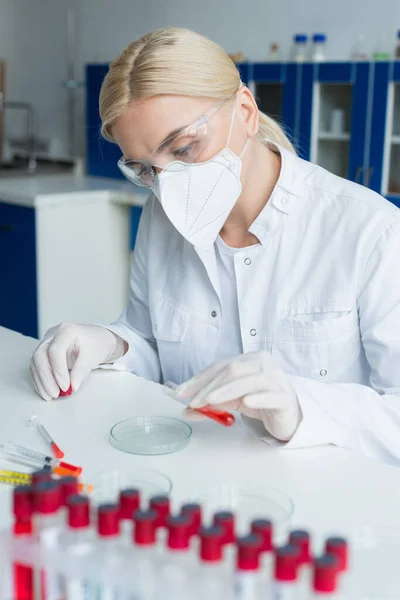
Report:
249,141,308,247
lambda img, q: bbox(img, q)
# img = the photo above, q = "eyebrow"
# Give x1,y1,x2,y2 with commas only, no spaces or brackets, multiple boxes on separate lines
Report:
155,124,190,154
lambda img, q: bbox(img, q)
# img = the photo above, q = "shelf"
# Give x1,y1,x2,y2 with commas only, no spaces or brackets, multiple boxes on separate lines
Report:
391,135,400,144
318,131,350,141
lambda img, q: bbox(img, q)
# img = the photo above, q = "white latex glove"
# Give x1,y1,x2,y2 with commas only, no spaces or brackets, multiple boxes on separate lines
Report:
176,351,302,441
30,323,126,401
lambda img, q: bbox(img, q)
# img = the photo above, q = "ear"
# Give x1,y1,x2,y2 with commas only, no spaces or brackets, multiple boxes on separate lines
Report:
237,86,259,137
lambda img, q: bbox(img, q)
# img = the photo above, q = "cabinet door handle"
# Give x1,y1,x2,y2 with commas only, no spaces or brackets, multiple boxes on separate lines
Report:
365,166,374,188
354,166,363,183
0,224,14,233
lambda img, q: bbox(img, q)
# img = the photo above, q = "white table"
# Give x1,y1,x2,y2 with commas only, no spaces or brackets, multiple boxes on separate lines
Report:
1,326,400,539
0,175,149,338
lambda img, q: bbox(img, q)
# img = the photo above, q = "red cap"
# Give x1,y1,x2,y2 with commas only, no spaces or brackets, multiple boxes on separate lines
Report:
32,468,52,486
134,510,157,546
67,495,90,529
181,503,202,537
13,486,34,520
167,515,191,550
97,504,120,537
59,477,79,506
213,511,235,545
289,530,311,564
237,534,262,571
200,525,223,562
325,537,348,572
313,555,339,592
59,462,82,476
149,496,170,528
59,384,73,397
274,545,300,581
119,488,140,520
35,481,61,515
251,519,273,552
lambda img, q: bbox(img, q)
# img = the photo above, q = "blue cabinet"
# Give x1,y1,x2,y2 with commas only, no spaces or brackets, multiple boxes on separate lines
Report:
86,65,125,181
249,63,299,144
368,62,400,206
86,61,400,210
298,62,371,183
0,203,38,337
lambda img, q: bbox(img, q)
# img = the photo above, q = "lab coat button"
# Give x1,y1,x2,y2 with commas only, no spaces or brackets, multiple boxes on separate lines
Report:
244,258,251,265
250,329,257,336
211,310,218,318
281,197,288,204
320,369,327,377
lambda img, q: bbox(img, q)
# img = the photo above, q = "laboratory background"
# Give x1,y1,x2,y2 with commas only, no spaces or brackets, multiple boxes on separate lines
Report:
1,1,400,598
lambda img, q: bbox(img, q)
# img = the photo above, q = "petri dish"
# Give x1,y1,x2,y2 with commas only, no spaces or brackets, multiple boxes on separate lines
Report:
191,482,294,541
90,468,172,505
109,416,192,456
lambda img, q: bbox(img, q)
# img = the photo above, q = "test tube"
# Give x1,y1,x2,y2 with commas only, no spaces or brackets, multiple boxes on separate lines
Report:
181,503,202,537
13,486,35,600
325,537,348,572
313,554,340,597
195,406,236,427
234,534,263,599
289,530,311,565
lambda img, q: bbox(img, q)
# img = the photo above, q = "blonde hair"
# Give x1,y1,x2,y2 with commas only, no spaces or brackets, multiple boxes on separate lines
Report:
100,28,295,154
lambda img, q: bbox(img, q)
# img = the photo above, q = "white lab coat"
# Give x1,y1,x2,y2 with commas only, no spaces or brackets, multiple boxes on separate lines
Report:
107,143,400,463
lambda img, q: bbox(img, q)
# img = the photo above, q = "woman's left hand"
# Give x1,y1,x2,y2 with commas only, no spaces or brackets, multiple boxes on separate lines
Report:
176,351,302,441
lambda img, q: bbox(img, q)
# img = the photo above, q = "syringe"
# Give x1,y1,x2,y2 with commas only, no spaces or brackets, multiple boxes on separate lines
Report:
0,443,82,475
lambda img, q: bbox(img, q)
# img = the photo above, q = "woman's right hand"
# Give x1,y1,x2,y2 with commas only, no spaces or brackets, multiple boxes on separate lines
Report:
30,323,125,401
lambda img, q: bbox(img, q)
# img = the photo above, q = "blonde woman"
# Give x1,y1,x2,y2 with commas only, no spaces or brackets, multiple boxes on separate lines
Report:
31,28,400,464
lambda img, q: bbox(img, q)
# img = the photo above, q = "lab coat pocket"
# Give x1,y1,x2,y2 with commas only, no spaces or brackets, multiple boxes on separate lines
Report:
152,298,190,384
272,309,361,380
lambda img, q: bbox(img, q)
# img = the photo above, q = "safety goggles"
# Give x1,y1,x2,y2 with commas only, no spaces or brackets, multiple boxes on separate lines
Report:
117,95,233,189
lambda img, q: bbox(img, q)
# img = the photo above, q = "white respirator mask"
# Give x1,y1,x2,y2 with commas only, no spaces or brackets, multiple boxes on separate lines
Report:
153,103,249,250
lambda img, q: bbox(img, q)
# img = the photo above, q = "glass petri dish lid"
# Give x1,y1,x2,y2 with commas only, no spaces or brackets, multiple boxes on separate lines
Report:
109,416,192,456
90,468,172,505
191,482,294,541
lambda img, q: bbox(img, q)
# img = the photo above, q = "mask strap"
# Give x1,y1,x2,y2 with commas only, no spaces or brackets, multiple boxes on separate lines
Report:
225,102,237,148
239,137,249,158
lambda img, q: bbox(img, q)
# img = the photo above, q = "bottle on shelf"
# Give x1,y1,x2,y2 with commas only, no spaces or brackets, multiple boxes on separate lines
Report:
312,34,327,62
291,34,308,62
268,43,281,62
395,30,400,59
351,34,369,61
373,36,391,61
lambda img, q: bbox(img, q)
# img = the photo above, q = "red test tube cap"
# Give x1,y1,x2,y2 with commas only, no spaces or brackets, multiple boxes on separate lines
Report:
181,503,202,537
35,481,61,515
67,495,90,529
59,462,82,476
325,537,348,572
314,554,339,593
251,519,273,552
213,511,236,545
289,529,311,564
237,534,262,571
200,525,223,562
149,495,170,528
59,476,79,506
275,544,300,582
119,488,140,520
13,486,34,521
59,384,73,397
134,510,157,545
167,515,191,550
32,468,52,486
97,504,120,537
